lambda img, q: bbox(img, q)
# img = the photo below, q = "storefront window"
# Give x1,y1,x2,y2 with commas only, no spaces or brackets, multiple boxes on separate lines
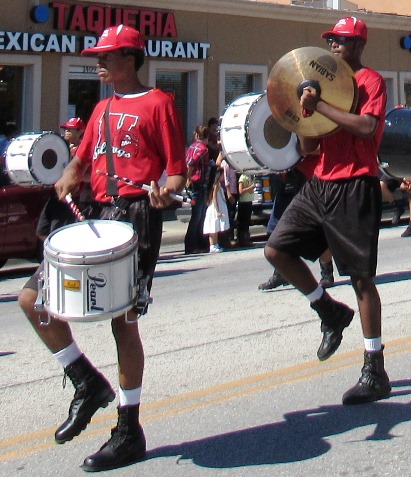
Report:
155,71,188,135
403,81,411,107
68,79,100,124
225,74,253,106
0,65,23,133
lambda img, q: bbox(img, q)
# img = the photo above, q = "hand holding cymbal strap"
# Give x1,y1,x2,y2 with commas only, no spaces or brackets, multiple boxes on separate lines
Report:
267,47,358,137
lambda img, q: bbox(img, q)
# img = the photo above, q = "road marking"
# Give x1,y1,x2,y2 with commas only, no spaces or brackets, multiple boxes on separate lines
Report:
1,335,410,462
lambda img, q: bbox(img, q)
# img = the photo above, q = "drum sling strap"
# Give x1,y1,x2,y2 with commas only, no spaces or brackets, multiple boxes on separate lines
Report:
104,98,119,197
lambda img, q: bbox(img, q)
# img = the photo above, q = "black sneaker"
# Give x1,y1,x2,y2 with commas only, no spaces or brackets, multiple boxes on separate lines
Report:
319,261,335,288
401,224,411,237
392,200,405,226
258,271,289,290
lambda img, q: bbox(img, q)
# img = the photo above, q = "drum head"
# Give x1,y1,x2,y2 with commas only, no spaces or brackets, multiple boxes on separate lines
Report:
220,92,300,174
247,94,300,172
5,131,70,186
45,220,137,264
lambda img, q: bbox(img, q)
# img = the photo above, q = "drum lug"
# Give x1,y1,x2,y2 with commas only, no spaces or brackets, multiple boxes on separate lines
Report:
130,275,153,321
35,272,52,326
34,272,45,313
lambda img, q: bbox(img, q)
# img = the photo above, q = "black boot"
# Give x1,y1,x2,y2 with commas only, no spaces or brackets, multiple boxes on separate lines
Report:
258,270,289,290
391,200,405,226
55,355,115,444
310,291,354,361
319,261,334,288
342,347,391,405
81,405,146,472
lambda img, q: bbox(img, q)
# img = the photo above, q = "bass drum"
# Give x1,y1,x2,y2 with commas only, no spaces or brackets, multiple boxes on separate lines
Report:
5,131,70,186
378,106,411,179
220,92,300,175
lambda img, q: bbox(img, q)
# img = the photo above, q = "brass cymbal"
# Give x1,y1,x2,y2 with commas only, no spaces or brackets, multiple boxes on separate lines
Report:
267,47,358,137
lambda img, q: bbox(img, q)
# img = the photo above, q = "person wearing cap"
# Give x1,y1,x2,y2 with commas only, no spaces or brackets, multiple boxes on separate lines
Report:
265,17,391,405
34,117,88,242
18,24,187,472
60,117,86,158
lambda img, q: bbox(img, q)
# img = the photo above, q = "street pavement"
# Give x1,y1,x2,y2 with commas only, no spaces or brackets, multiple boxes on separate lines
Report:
1,217,411,477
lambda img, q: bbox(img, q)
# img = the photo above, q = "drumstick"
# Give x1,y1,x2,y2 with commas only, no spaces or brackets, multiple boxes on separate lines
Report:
95,170,195,205
65,194,101,238
65,194,85,221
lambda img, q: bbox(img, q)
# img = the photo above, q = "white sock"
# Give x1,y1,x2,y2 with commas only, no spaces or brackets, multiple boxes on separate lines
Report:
306,285,324,303
119,386,142,407
53,342,82,368
364,337,382,352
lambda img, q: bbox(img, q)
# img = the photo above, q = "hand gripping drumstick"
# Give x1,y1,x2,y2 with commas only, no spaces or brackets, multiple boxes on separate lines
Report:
96,170,195,205
65,194,85,221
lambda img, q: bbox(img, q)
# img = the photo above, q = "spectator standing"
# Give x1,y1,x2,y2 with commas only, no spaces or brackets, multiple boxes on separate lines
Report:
184,125,210,254
237,173,255,247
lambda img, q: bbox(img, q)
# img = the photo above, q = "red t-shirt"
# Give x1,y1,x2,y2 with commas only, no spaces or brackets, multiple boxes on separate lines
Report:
76,88,186,203
314,67,387,180
185,140,210,184
296,153,319,180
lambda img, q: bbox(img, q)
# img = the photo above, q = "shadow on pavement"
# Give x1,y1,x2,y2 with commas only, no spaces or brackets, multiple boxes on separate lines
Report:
148,379,411,468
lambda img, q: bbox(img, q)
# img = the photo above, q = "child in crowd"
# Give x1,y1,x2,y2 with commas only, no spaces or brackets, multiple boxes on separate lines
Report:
237,173,255,247
203,167,229,253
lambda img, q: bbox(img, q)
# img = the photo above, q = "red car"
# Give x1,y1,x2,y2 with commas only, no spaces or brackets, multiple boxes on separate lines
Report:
0,156,51,268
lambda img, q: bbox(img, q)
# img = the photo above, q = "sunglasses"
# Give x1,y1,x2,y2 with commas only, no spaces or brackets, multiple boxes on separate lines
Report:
326,36,356,46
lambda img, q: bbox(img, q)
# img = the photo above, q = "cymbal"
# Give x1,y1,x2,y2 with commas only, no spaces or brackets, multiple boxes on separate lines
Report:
267,47,358,137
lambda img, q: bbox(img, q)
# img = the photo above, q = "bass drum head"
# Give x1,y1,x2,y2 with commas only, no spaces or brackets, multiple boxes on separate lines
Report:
247,93,300,173
220,93,269,174
5,131,70,186
220,92,300,175
378,107,411,179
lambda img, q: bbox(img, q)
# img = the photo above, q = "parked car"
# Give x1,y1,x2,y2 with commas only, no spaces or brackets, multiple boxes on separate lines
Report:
0,155,52,269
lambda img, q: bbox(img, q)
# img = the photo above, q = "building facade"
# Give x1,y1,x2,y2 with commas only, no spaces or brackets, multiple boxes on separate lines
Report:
2,0,411,144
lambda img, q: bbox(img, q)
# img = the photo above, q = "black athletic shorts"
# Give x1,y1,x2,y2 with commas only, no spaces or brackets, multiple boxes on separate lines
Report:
24,197,163,292
266,175,382,277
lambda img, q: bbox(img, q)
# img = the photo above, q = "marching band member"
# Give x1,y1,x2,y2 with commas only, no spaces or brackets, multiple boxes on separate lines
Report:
264,17,391,405
19,25,186,472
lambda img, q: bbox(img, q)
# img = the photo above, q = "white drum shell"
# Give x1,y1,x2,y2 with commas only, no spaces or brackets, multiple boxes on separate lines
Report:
220,92,300,175
5,131,70,186
43,220,138,322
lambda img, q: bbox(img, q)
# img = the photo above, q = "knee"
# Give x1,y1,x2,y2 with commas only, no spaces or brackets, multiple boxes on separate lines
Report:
111,315,138,342
264,244,279,266
18,288,36,314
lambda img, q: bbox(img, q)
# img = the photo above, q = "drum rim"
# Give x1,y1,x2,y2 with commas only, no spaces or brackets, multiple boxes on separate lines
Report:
5,131,70,186
44,220,138,264
244,92,275,170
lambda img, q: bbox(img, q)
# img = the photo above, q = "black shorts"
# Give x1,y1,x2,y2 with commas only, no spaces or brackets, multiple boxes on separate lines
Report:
267,175,382,277
36,195,75,238
24,197,163,292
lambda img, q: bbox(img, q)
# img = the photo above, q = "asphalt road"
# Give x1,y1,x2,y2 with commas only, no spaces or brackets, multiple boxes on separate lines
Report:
1,220,411,477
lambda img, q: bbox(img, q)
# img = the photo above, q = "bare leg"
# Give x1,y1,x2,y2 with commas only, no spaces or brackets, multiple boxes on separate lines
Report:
351,276,381,338
111,314,144,389
380,181,395,203
209,233,218,246
18,287,74,353
264,245,318,295
319,248,332,265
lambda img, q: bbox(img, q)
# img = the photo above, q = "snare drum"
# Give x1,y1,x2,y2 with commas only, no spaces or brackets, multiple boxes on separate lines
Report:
5,131,70,186
220,92,300,174
42,220,139,322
